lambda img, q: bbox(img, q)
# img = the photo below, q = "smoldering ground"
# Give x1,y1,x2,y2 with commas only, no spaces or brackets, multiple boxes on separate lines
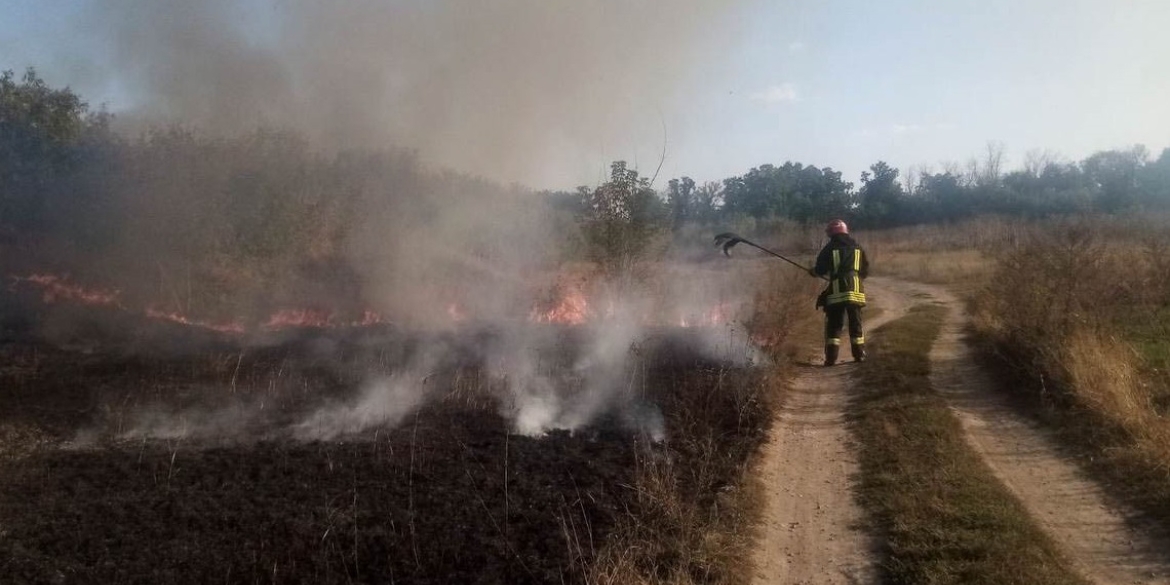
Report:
80,264,765,445
6,121,763,446
6,0,764,445
1,6,796,582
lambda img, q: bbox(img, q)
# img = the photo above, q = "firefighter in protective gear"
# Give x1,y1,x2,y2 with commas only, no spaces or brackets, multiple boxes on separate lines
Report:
811,219,868,366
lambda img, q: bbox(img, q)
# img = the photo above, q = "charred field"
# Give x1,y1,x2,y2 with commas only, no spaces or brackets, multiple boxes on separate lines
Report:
0,288,778,585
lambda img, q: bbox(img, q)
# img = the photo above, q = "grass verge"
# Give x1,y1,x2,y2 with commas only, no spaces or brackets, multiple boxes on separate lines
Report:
968,218,1170,538
850,304,1087,585
971,332,1170,536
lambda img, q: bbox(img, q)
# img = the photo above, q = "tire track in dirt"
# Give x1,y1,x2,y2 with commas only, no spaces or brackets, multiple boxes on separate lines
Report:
751,276,912,585
916,281,1170,585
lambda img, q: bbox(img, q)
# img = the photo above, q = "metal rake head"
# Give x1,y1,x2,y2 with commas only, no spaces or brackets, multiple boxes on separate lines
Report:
713,232,746,257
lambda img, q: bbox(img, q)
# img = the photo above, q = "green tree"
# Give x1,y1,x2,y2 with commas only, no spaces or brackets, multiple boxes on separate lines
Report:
916,171,965,220
797,165,854,221
693,181,723,223
1139,148,1170,208
579,161,665,275
721,164,779,218
0,67,111,237
721,162,853,222
858,161,903,226
666,176,696,231
1084,145,1148,212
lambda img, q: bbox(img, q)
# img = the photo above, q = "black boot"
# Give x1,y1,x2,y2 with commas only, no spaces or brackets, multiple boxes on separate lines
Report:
852,344,867,362
824,345,839,367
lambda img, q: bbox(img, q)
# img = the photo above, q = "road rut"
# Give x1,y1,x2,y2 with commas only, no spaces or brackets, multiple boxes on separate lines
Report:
751,277,911,585
751,277,1170,584
922,282,1170,585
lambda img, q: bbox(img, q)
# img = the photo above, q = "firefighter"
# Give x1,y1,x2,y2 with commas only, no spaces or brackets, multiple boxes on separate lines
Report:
810,219,868,366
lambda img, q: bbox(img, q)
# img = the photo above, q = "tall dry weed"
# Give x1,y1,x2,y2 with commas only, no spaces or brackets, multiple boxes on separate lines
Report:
744,265,820,362
973,215,1170,524
1062,331,1170,476
1063,331,1150,427
864,215,1028,254
588,263,807,584
974,218,1129,364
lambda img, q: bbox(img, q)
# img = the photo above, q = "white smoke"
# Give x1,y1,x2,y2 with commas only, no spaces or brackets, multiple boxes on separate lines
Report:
103,261,767,445
490,298,663,439
119,402,261,441
83,0,746,188
292,371,431,441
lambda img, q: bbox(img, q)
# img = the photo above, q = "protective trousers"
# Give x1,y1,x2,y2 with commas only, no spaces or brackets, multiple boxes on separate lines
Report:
824,303,865,365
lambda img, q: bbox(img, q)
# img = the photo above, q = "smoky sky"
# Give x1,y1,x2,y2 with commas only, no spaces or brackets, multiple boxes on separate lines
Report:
84,0,744,188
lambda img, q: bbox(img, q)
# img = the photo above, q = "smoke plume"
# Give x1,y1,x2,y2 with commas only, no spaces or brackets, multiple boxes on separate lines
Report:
11,1,770,445
86,0,743,188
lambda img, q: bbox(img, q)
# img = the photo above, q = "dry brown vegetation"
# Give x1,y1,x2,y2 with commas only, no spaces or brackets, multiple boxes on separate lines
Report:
851,304,1086,584
842,215,1170,572
969,215,1170,529
0,260,813,585
588,262,819,584
861,217,1012,293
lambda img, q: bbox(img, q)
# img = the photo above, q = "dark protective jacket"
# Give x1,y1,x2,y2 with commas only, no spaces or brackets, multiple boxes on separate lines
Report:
814,234,869,307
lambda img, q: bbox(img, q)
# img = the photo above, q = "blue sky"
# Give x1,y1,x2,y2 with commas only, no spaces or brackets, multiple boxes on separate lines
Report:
688,0,1170,187
3,0,1168,189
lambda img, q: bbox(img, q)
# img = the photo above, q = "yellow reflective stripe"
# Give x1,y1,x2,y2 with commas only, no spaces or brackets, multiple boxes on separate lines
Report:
826,337,841,346
852,337,865,345
853,249,860,271
826,291,867,304
827,291,867,300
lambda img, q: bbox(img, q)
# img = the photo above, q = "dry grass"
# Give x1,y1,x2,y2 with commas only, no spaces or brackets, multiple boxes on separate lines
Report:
844,214,1170,571
870,249,991,289
1064,331,1151,427
589,431,771,585
858,218,1017,292
741,216,1016,293
1063,332,1170,484
586,263,816,585
862,216,1031,252
971,216,1170,532
851,304,1087,584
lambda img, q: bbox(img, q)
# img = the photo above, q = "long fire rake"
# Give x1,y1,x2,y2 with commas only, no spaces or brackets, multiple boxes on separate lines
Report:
713,232,828,280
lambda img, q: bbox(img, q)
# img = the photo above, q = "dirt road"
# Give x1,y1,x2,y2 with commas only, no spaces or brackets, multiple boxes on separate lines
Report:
751,277,1170,585
751,277,913,584
923,282,1170,585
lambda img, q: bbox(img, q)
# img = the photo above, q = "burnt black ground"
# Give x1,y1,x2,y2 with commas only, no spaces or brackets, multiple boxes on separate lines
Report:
1,411,634,585
0,325,636,584
0,295,771,584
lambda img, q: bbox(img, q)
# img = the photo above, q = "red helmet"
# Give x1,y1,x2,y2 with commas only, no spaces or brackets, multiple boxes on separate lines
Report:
825,219,849,236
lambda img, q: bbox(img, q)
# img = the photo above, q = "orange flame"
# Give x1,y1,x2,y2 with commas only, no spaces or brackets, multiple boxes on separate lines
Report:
11,274,121,306
357,310,383,326
263,309,334,329
529,289,590,325
677,302,731,328
447,303,467,322
9,272,393,334
145,307,246,334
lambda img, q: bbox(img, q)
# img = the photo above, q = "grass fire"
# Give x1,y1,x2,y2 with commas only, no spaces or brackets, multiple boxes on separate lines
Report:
6,3,1170,584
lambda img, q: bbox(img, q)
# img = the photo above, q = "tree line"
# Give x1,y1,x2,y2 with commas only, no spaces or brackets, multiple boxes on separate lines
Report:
559,142,1170,236
5,67,1170,287
1,68,555,321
